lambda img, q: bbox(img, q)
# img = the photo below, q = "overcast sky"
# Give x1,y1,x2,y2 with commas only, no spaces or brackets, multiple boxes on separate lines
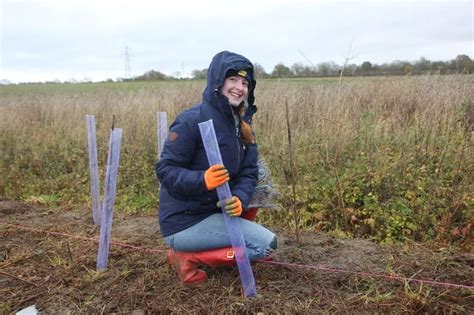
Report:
1,0,472,83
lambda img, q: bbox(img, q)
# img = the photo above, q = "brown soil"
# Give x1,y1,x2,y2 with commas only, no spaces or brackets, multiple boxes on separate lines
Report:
1,199,473,314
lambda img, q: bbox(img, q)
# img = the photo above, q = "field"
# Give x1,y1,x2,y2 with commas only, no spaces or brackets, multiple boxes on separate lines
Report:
1,76,473,313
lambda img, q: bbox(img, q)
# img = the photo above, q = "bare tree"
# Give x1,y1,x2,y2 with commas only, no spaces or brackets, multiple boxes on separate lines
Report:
339,36,358,83
298,49,317,72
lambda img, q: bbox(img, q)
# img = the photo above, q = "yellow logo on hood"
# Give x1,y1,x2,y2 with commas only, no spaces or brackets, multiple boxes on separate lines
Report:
238,70,247,77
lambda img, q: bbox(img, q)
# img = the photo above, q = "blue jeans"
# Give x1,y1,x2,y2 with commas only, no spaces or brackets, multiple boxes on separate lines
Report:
163,213,276,261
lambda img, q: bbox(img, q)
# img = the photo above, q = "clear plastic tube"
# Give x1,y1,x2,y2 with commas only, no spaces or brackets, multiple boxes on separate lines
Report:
198,120,257,297
86,115,101,225
156,112,168,159
96,128,122,271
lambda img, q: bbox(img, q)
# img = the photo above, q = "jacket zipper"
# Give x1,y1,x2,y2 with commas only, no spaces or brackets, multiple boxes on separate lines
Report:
236,136,241,171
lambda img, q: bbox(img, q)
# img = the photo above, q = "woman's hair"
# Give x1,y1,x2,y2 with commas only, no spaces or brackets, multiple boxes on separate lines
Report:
240,120,255,144
238,105,255,144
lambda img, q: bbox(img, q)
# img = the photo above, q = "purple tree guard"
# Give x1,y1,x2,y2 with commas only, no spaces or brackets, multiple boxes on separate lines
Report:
86,115,101,225
198,119,257,298
96,128,122,271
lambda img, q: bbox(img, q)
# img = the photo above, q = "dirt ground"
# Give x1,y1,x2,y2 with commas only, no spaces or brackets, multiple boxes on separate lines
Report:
1,198,473,314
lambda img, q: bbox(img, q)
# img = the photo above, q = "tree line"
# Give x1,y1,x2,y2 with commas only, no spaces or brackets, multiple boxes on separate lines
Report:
4,54,471,85
131,54,473,81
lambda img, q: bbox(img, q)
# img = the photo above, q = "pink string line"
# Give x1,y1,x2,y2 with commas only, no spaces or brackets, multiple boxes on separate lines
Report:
261,260,474,290
2,221,473,290
1,221,168,254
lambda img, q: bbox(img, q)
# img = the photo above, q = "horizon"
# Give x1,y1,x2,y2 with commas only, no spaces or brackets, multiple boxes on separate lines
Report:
1,54,470,85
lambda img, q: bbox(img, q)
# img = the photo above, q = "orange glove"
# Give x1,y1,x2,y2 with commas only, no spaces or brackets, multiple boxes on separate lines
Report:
217,196,243,217
204,164,229,190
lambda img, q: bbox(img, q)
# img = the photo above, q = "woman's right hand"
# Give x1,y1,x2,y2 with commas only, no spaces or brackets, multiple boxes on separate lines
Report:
217,196,243,217
204,164,229,190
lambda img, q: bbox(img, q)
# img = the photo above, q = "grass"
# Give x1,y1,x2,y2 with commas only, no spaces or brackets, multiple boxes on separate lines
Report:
0,75,473,245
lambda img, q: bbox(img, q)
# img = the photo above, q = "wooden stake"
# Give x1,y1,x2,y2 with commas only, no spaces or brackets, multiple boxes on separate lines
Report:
285,97,301,246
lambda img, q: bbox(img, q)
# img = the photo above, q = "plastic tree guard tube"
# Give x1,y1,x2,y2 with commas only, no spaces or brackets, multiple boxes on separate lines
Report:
86,115,101,225
156,112,168,193
156,112,168,158
96,128,123,271
198,119,257,298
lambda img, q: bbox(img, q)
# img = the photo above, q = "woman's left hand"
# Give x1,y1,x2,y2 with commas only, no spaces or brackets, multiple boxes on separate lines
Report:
217,196,243,217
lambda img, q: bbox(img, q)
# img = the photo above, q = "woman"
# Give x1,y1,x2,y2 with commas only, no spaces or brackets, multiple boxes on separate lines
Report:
156,51,277,284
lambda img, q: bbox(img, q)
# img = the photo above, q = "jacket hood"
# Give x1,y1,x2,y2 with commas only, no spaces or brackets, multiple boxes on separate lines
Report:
203,51,257,107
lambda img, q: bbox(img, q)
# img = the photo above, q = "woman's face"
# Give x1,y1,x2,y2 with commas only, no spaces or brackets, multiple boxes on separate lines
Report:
221,76,249,107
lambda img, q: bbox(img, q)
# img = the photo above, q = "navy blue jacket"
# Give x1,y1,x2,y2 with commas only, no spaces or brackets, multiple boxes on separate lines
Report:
156,51,259,237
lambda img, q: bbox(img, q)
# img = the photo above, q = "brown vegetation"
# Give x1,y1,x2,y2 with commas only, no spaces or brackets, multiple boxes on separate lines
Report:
1,199,473,313
0,75,473,312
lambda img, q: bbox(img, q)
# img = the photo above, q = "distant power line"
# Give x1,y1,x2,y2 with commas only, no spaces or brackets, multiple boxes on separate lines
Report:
124,46,132,79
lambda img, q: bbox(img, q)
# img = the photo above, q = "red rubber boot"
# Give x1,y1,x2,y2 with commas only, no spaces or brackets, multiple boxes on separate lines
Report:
167,249,207,284
193,247,236,267
167,247,237,284
241,207,258,221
